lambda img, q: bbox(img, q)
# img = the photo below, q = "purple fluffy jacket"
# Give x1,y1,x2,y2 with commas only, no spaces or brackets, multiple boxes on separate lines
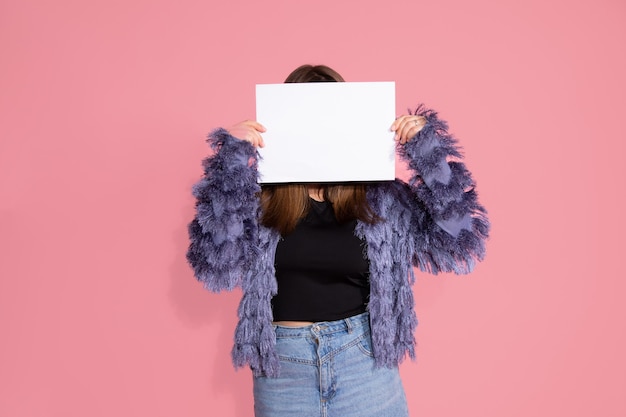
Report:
187,105,489,377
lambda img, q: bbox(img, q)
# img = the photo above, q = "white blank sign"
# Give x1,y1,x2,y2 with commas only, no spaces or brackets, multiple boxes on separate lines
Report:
255,82,396,183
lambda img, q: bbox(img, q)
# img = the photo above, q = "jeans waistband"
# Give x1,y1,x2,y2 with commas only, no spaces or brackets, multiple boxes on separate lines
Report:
273,312,370,337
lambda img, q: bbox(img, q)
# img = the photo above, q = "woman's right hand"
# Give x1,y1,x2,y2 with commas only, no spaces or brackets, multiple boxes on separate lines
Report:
228,120,266,148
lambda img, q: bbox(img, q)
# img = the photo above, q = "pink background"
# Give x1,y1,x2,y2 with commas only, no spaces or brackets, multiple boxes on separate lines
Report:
1,0,624,416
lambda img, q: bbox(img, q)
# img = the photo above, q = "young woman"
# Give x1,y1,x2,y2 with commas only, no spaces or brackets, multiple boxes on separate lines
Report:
187,64,489,417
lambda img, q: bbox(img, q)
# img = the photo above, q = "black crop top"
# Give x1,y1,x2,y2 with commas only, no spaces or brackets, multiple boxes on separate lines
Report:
271,199,371,322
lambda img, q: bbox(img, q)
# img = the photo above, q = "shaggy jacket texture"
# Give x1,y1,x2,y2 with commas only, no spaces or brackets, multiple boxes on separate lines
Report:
187,105,490,377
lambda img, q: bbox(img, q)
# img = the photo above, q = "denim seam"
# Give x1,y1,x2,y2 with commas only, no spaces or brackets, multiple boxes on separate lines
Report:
320,331,371,363
277,356,317,365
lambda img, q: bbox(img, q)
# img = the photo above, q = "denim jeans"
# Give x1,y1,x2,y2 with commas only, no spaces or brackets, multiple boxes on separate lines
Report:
253,312,409,417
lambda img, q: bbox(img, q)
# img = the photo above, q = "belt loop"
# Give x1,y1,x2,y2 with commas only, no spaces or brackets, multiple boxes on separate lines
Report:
345,317,353,333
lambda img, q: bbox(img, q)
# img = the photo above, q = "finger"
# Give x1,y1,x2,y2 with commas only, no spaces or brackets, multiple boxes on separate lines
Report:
246,130,263,148
400,127,418,144
245,120,267,133
243,121,266,147
255,131,265,148
230,121,266,147
391,115,412,141
400,117,426,143
391,115,411,131
409,117,427,141
399,119,416,143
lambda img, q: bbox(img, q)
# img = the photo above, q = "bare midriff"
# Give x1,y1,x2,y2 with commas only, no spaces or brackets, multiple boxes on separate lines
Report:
273,321,315,327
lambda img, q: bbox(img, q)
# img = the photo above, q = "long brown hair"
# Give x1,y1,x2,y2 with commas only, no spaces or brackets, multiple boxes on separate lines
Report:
260,65,379,235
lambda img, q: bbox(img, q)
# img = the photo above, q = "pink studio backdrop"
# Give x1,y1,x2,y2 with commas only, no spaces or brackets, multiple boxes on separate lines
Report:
1,0,624,416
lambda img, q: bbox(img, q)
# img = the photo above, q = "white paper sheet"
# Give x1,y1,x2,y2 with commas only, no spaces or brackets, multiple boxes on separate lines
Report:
255,82,396,183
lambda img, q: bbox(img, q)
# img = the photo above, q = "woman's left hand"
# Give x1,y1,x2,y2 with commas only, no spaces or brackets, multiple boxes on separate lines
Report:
390,115,427,144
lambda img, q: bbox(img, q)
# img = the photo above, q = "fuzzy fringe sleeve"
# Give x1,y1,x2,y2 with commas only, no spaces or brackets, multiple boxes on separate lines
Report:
398,105,490,274
186,128,261,291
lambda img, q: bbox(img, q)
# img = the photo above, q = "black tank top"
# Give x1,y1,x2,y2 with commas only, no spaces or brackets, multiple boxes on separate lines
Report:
271,199,370,322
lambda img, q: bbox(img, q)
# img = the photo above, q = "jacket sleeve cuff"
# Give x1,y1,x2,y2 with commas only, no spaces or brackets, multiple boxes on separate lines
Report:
205,128,258,177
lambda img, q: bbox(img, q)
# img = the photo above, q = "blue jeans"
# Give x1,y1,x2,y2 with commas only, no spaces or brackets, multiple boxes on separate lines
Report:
253,312,409,417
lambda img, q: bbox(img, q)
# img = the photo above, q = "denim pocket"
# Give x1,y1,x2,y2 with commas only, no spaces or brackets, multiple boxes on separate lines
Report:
356,330,375,357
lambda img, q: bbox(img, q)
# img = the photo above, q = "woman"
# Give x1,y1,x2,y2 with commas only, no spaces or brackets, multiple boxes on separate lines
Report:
187,64,489,417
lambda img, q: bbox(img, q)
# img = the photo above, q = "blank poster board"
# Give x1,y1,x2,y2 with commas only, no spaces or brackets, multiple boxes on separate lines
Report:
255,82,396,183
